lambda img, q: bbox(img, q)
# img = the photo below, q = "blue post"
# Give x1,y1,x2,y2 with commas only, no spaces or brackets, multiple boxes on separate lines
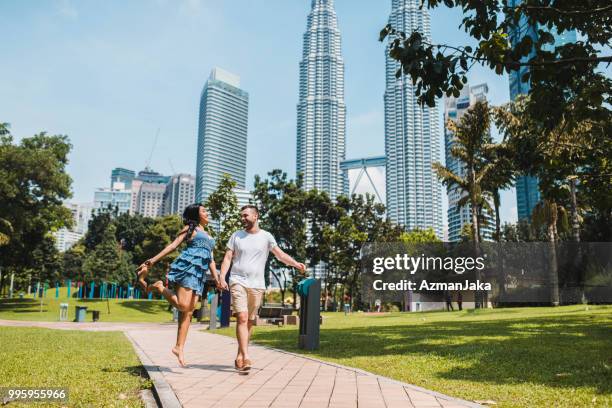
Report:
55,283,59,299
89,282,95,299
148,291,152,300
78,283,82,299
127,285,132,299
66,280,71,298
119,287,123,299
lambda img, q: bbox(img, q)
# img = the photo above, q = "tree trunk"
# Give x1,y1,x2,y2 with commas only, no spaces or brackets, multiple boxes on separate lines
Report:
494,190,501,242
469,166,480,244
548,208,560,306
569,178,580,242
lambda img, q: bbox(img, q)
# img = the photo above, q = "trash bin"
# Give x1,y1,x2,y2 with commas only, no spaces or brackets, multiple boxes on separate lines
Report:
59,303,69,321
92,310,100,322
297,278,321,350
75,306,87,322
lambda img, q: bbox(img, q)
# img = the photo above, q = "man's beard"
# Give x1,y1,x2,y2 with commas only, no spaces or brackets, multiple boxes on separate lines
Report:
242,220,254,229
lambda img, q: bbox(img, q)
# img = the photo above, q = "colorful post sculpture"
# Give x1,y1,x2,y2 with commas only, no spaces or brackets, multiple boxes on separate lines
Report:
89,282,95,299
66,279,71,298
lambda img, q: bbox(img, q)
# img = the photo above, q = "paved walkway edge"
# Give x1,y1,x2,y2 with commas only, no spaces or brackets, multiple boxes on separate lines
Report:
124,331,182,408
253,340,483,408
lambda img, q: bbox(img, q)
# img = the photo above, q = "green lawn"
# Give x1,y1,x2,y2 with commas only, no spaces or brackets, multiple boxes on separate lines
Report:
0,327,151,407
216,305,612,408
0,289,177,322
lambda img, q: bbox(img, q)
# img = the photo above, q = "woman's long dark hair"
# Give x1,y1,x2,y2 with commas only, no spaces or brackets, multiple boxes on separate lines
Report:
181,203,203,243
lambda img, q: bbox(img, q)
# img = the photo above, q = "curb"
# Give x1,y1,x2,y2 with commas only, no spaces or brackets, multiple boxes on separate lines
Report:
124,331,182,408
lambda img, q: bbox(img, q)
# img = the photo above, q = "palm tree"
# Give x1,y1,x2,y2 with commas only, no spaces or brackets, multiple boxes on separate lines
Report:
481,142,515,242
433,101,494,244
531,200,569,306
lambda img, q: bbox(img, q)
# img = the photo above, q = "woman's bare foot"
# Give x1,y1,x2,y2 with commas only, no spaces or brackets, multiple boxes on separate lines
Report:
172,346,186,367
147,280,165,295
136,266,149,292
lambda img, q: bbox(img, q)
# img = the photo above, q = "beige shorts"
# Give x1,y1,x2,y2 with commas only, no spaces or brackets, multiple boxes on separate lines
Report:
230,283,265,320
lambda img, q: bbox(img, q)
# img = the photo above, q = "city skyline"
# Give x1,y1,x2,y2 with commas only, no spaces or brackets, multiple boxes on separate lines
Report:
0,0,518,228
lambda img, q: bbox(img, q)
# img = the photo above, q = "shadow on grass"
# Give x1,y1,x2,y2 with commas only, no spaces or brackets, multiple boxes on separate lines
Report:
103,300,169,315
251,314,612,395
0,298,39,311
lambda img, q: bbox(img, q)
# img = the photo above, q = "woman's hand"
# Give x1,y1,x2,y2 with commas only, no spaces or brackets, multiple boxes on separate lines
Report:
215,279,228,291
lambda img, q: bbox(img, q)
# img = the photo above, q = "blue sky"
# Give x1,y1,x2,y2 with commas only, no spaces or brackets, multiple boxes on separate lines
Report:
0,0,517,225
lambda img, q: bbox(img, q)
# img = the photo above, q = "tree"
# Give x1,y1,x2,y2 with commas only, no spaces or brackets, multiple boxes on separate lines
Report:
433,101,494,243
531,199,569,306
204,174,242,264
84,206,117,250
139,215,183,283
379,0,611,127
253,170,308,306
494,94,611,242
62,242,86,281
481,142,515,241
0,124,73,279
82,224,133,285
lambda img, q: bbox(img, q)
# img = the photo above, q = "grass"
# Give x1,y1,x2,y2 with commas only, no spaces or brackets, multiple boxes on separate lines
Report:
216,305,612,408
0,326,151,407
0,286,183,322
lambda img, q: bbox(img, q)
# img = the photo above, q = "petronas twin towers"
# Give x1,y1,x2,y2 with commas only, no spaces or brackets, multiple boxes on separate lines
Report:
297,0,443,236
297,0,347,199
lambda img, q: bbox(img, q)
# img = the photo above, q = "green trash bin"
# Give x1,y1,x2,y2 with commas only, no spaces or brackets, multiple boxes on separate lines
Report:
75,306,87,322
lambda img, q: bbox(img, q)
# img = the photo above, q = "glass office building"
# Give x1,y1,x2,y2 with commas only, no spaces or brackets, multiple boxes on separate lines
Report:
195,68,249,203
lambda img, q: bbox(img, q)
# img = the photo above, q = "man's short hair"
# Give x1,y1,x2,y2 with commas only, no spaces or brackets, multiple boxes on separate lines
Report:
240,205,259,215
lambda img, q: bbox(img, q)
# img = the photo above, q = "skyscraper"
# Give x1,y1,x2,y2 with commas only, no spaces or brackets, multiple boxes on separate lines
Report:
297,0,346,199
508,0,577,220
163,174,196,216
444,83,494,242
384,0,443,238
196,68,249,203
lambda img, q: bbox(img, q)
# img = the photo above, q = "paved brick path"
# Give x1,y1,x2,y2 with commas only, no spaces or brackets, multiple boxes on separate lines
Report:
0,320,481,408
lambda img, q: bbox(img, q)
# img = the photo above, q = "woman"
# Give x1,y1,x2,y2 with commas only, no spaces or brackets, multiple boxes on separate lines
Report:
136,203,221,367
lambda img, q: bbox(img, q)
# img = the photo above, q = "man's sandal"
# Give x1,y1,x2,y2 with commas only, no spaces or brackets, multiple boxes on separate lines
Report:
234,358,244,370
241,359,252,371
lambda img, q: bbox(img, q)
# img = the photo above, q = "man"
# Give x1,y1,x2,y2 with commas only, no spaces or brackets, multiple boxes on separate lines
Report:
219,205,306,372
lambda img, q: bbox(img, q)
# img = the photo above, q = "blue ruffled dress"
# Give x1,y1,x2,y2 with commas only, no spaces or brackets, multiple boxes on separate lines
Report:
167,230,215,296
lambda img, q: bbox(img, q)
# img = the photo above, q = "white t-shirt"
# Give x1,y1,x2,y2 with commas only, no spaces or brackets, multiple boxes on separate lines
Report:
227,229,277,289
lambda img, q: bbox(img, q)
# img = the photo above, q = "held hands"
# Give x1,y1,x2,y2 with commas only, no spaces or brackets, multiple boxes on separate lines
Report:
215,278,229,291
294,262,307,275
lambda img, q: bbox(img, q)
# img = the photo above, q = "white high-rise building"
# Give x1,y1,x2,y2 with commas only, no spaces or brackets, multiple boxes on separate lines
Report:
163,174,196,216
297,0,347,199
196,68,249,203
53,202,94,252
136,182,166,218
384,0,443,238
444,83,494,242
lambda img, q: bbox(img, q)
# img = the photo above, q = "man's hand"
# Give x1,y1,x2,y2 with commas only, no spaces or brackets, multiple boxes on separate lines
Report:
294,262,307,275
216,279,229,291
